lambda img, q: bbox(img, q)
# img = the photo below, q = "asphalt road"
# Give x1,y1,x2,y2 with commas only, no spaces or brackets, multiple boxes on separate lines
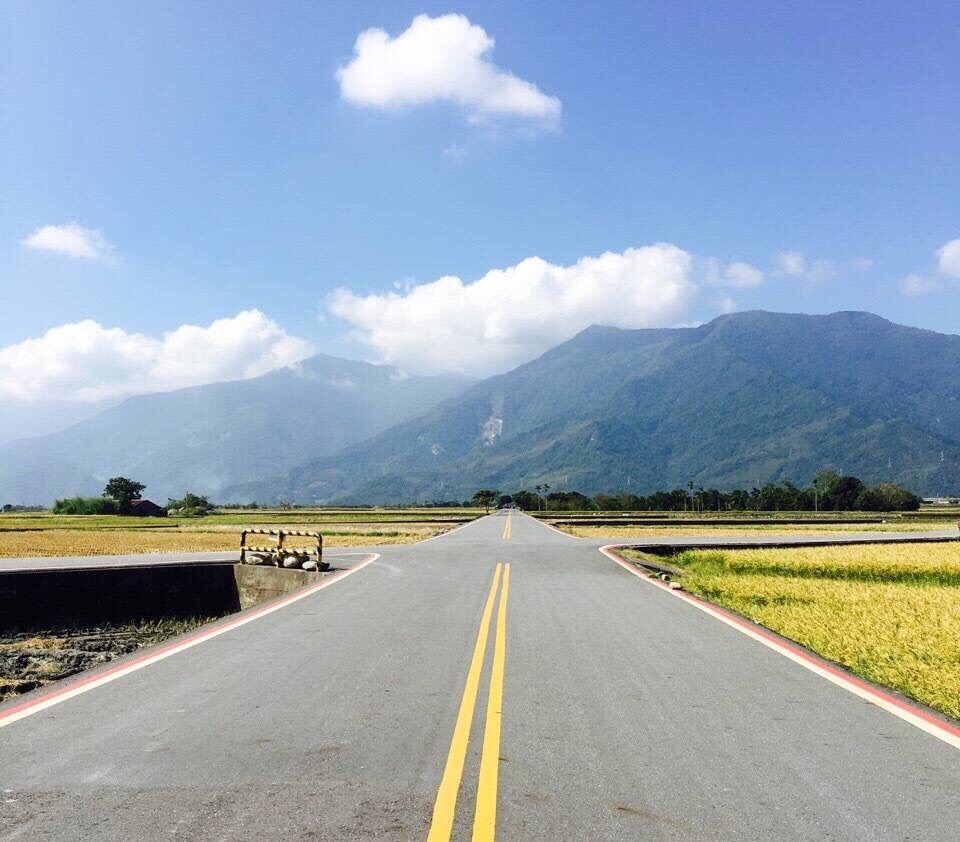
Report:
1,513,958,840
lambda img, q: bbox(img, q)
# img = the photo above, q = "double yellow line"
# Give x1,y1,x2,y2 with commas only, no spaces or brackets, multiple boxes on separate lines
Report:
501,515,512,540
427,563,511,842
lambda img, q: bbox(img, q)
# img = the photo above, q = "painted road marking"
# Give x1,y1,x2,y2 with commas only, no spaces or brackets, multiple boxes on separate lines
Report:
522,511,582,540
600,545,960,752
473,563,510,842
501,516,512,540
417,517,479,545
427,564,504,842
0,553,379,730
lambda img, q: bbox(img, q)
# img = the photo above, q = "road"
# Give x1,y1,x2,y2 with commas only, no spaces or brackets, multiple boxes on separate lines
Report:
1,513,958,840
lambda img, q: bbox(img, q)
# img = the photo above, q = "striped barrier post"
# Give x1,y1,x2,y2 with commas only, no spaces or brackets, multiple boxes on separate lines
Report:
240,528,326,571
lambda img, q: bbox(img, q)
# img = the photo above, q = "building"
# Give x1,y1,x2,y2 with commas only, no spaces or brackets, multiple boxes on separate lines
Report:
128,499,167,517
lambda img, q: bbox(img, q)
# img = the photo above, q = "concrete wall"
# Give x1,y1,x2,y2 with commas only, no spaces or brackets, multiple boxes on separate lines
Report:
0,563,322,632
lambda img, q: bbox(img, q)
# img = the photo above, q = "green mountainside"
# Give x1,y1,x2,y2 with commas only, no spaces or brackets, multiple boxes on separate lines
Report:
0,355,470,505
227,311,960,503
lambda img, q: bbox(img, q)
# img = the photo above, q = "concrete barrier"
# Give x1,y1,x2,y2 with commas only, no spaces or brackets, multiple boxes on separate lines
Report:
0,562,324,632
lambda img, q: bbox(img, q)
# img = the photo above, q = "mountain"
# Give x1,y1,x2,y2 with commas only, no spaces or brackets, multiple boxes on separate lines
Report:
226,311,960,503
0,355,470,505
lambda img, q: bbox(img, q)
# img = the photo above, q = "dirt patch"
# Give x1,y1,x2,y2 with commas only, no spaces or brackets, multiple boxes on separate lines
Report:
0,618,213,702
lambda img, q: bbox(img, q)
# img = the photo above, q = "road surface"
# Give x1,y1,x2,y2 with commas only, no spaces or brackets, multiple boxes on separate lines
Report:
1,514,958,840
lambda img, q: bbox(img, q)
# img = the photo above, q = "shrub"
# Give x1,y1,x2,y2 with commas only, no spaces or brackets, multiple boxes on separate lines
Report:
52,496,119,515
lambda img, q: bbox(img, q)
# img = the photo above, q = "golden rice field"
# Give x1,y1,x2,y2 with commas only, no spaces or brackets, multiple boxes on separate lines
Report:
564,520,956,540
0,519,451,557
624,543,960,719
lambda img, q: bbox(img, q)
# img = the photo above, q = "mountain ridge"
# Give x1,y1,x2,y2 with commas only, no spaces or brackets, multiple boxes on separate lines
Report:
0,354,471,505
225,311,960,503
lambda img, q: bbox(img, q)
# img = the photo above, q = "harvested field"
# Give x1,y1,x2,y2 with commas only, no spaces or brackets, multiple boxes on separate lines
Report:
0,511,465,557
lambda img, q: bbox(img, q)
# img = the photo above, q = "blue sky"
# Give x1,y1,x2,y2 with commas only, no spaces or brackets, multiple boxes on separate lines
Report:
1,1,958,411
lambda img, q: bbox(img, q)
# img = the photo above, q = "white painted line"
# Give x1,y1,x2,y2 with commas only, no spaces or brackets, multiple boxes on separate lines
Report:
600,544,960,752
0,553,379,730
416,517,479,544
522,512,582,540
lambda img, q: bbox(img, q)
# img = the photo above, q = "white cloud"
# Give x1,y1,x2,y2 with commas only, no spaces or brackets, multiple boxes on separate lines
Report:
775,250,836,285
717,296,737,314
442,143,467,162
22,222,113,260
329,245,697,376
703,258,764,288
723,261,764,288
336,13,561,124
0,310,313,402
898,273,937,297
851,256,874,270
936,238,960,278
776,250,805,276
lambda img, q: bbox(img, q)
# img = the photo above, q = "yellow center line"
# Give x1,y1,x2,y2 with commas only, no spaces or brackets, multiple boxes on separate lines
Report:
426,564,503,842
501,515,511,540
472,563,510,842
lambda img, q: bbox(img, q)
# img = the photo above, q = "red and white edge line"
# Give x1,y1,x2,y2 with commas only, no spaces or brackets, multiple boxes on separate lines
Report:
0,552,379,730
600,544,960,752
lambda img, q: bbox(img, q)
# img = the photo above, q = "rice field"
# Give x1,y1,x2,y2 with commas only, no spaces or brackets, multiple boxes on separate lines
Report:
564,520,957,540
623,543,960,719
0,509,470,557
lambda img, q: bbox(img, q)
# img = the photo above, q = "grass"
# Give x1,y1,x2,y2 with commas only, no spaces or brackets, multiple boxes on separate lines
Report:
623,543,960,720
0,509,474,557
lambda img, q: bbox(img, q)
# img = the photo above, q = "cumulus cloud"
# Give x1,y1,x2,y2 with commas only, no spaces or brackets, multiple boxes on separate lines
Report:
0,310,313,402
936,238,960,278
898,273,937,297
705,258,764,289
22,222,113,260
329,245,697,376
775,250,836,285
336,13,561,123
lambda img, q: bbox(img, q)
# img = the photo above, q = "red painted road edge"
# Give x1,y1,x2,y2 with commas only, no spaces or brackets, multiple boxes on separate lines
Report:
0,552,379,729
600,544,960,751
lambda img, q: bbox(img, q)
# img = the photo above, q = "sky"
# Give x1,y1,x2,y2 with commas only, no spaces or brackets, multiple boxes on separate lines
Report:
1,0,959,428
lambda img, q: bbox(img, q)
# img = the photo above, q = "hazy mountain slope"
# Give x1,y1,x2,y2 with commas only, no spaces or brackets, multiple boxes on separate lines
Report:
228,312,960,503
0,355,470,505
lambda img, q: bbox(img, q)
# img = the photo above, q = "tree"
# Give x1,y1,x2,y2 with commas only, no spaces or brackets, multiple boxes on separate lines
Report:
855,483,921,512
103,477,146,515
471,489,500,513
511,490,538,511
166,492,215,517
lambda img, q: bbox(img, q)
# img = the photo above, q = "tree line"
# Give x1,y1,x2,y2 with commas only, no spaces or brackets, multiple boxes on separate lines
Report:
51,478,215,517
472,471,921,513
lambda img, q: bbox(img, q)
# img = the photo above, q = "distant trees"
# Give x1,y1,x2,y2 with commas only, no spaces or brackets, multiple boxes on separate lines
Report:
53,496,119,515
103,477,146,515
854,483,921,512
166,492,215,517
471,489,500,513
483,471,921,513
511,490,539,510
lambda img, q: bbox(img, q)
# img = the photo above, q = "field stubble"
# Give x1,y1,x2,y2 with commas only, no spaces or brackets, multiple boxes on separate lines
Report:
0,511,470,557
